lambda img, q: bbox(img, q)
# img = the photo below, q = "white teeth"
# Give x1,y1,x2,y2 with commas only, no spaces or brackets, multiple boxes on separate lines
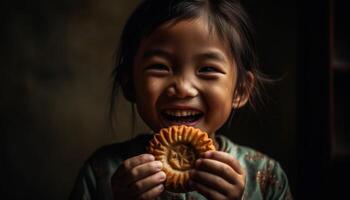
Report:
164,110,201,117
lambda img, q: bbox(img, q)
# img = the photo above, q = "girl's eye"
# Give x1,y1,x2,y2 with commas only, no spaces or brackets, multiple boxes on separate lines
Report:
144,63,170,76
198,66,225,79
198,66,221,73
146,64,169,71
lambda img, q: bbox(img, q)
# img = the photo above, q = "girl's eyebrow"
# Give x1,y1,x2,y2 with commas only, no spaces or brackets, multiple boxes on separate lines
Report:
142,49,227,63
142,48,172,60
195,51,227,63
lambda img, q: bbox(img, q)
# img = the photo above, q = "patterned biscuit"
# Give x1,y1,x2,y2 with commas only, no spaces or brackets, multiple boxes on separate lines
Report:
148,125,216,192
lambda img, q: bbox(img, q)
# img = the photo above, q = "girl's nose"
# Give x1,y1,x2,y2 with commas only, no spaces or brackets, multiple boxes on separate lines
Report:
166,77,198,98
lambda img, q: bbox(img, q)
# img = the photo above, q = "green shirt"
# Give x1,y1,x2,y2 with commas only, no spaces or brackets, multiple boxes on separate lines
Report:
70,134,292,200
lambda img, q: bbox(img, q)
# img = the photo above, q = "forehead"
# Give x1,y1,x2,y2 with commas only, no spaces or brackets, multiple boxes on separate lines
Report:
136,18,233,63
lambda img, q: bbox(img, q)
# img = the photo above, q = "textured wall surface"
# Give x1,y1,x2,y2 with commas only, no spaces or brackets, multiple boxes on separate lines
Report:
1,0,297,199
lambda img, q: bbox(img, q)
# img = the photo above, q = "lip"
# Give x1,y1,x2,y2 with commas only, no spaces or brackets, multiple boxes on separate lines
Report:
161,105,203,111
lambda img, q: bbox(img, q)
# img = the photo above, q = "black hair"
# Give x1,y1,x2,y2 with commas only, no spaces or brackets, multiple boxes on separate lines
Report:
110,0,267,132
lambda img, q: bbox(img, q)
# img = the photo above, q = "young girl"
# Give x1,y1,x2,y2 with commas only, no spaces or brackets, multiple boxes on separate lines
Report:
70,0,292,199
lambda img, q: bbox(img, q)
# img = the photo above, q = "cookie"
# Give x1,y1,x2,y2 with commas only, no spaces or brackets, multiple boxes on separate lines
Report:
148,125,216,192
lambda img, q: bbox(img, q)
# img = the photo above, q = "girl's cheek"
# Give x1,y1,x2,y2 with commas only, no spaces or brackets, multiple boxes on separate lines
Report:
149,78,169,91
149,79,161,90
137,77,156,93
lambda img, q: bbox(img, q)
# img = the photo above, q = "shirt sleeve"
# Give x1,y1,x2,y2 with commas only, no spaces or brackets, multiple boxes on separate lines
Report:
69,145,124,200
69,162,97,200
264,161,293,200
239,150,293,200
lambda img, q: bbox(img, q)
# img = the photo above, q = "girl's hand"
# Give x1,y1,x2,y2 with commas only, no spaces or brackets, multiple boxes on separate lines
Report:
189,151,246,200
111,154,166,200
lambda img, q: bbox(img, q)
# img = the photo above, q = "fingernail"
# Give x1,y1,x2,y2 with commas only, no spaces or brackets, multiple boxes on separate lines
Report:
196,159,202,166
146,154,155,161
159,171,166,180
159,184,164,191
155,161,163,170
204,151,212,157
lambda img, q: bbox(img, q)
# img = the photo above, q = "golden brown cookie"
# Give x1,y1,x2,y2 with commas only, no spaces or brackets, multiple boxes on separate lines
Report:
148,125,216,193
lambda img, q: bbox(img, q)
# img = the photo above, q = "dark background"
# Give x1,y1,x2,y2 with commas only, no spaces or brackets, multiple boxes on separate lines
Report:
1,0,349,199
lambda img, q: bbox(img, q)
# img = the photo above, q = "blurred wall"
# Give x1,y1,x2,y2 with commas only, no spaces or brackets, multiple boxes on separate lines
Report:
234,0,297,195
1,0,148,199
1,0,297,199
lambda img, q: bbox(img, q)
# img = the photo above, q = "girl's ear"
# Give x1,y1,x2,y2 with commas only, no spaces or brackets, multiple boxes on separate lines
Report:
232,71,255,108
121,75,136,102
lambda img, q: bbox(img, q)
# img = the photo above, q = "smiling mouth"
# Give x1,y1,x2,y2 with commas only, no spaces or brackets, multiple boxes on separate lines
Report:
161,109,204,124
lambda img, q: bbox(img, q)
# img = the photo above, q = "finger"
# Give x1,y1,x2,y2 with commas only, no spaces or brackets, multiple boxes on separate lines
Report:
202,151,244,175
130,171,166,196
124,154,155,171
190,169,232,196
115,154,155,177
195,158,242,185
112,154,155,184
189,179,226,200
136,184,164,200
125,160,163,185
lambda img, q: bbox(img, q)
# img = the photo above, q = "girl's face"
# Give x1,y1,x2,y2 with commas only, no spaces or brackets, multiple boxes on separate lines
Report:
132,18,245,136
